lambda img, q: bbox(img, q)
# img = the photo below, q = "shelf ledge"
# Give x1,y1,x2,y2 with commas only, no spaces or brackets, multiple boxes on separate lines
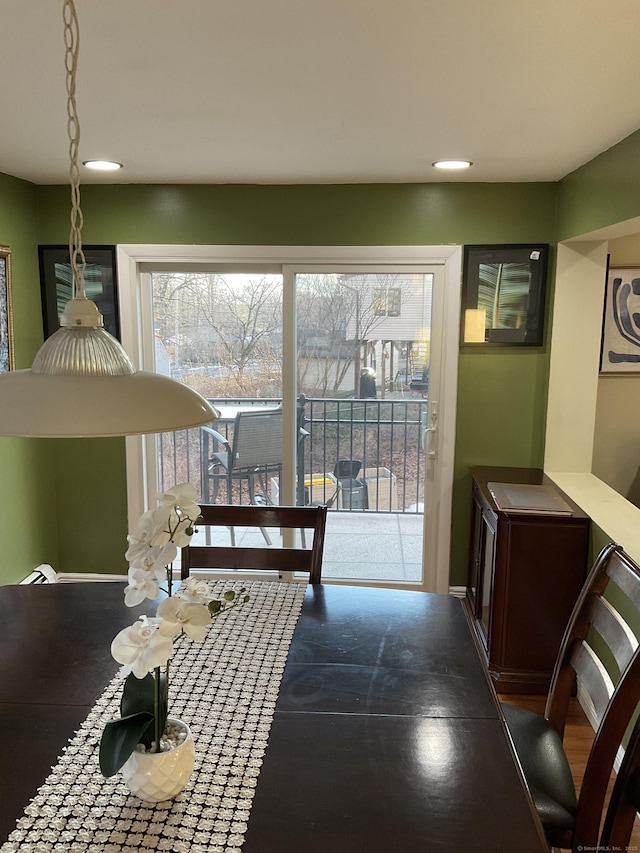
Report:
546,472,640,564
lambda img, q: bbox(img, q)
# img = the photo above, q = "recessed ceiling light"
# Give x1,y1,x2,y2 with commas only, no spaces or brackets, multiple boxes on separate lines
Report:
432,159,472,170
83,159,123,171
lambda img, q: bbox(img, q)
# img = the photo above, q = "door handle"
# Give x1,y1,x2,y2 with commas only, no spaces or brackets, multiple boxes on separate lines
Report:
423,425,437,458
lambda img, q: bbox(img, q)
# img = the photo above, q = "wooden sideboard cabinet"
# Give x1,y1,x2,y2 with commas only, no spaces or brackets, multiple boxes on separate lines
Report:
465,466,590,694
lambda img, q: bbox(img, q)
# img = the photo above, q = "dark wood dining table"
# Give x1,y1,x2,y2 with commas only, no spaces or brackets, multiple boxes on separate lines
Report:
0,581,548,852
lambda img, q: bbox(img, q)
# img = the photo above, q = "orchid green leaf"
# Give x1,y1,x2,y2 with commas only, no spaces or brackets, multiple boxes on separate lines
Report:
99,712,154,777
120,671,167,749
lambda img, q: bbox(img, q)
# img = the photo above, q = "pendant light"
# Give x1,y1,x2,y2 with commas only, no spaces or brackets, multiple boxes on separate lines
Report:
0,0,219,437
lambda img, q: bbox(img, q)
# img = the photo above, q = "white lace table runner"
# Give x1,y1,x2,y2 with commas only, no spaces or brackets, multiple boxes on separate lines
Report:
2,581,307,853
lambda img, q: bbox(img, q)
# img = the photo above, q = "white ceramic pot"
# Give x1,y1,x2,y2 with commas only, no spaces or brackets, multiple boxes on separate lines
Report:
120,717,195,802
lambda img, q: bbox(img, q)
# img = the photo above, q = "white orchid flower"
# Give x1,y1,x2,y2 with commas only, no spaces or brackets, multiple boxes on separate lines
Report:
147,505,174,546
123,567,160,607
159,483,201,521
176,577,211,605
167,514,196,548
111,616,173,678
156,597,211,642
150,508,197,549
125,509,160,562
125,507,174,569
126,541,177,580
144,542,178,580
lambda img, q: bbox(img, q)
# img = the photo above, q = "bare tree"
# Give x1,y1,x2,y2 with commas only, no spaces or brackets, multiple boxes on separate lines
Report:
197,274,281,376
152,273,216,366
296,274,356,395
152,270,416,400
152,272,283,395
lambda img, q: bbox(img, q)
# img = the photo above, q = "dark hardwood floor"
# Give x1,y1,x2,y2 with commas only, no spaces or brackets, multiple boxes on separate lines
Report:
499,694,640,851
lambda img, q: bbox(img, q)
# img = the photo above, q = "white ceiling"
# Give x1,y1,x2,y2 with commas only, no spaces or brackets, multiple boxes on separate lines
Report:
2,0,640,186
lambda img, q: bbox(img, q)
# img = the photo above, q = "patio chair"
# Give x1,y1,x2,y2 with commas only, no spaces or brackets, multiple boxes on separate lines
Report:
501,543,640,852
201,408,283,544
202,407,283,505
181,503,327,583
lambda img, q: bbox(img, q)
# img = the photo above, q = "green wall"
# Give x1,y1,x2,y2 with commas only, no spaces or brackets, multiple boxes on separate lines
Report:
451,345,553,584
0,174,58,583
557,127,640,240
36,181,557,583
37,182,557,247
53,438,128,575
5,127,640,585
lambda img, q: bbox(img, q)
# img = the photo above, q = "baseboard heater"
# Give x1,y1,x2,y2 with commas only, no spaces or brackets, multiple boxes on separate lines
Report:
20,564,58,584
20,566,127,584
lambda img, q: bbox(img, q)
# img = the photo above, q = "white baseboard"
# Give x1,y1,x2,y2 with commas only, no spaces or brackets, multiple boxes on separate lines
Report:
449,585,466,598
57,573,128,583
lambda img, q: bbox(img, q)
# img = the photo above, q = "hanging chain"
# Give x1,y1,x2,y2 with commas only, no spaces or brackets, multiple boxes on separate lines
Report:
63,0,86,300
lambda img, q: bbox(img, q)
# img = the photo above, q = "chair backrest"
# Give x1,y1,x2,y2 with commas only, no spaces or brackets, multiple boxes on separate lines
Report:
600,703,640,848
181,503,327,583
230,409,283,471
545,542,640,846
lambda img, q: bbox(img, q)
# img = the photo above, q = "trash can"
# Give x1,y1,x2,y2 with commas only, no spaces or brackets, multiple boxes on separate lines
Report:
359,367,377,398
334,460,367,510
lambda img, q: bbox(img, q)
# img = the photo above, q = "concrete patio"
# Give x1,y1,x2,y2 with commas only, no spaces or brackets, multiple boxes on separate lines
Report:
321,510,423,582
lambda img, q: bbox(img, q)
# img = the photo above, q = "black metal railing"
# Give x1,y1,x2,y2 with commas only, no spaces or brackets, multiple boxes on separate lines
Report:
157,395,427,513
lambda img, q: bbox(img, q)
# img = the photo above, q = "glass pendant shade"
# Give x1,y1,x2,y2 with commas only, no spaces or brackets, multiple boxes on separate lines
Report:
32,322,136,377
0,299,219,438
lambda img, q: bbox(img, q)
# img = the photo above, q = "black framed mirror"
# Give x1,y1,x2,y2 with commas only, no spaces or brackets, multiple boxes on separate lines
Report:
461,244,549,346
38,244,120,340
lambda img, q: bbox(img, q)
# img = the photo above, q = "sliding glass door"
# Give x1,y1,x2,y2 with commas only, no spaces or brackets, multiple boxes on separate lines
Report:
119,245,461,592
149,270,284,495
289,267,434,584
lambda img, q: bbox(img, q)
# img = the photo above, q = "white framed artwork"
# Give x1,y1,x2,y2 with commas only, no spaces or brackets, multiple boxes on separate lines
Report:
600,266,640,373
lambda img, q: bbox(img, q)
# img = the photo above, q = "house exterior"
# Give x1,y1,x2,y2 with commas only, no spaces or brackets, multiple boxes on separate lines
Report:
344,274,432,342
343,273,432,393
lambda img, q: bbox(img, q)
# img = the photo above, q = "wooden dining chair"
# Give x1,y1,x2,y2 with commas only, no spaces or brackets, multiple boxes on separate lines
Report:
501,543,640,852
181,503,327,583
599,704,640,848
